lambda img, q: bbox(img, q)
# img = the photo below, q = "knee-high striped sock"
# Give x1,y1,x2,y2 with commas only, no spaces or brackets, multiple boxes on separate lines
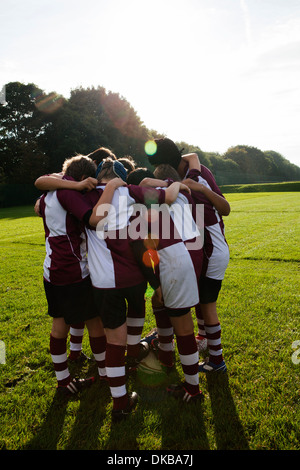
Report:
50,334,71,387
126,305,145,359
89,335,107,379
105,343,128,410
176,334,200,396
205,322,223,365
68,322,84,360
154,308,174,367
195,304,206,338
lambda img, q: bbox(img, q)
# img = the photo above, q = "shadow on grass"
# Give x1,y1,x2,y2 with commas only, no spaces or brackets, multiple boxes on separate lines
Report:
64,379,111,450
0,205,37,220
160,392,209,450
22,359,111,450
206,372,249,450
22,390,69,450
105,369,210,451
134,385,209,450
21,369,249,450
22,379,111,450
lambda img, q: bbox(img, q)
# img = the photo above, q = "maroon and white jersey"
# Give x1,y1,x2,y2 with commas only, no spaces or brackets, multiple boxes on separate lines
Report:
83,184,166,290
148,188,203,310
40,186,91,286
186,167,230,280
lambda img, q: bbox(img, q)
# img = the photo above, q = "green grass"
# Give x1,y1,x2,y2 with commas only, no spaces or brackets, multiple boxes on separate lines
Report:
0,193,299,450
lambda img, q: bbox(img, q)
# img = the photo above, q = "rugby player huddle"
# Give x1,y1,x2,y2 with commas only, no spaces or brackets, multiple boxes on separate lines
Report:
35,138,230,422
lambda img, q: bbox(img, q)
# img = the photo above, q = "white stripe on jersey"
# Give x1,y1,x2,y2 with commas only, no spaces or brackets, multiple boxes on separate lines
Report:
96,185,136,232
86,231,116,288
43,190,89,282
86,186,137,289
44,192,67,237
43,237,52,282
205,223,230,280
170,192,201,242
196,174,229,280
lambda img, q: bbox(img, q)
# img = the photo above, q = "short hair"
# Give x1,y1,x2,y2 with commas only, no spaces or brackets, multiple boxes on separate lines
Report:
118,156,136,173
62,155,96,181
126,168,155,185
88,147,116,165
147,137,183,169
153,164,181,182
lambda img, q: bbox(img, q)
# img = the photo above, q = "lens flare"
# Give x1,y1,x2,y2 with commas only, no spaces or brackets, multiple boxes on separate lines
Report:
145,140,157,156
34,92,64,114
142,248,159,269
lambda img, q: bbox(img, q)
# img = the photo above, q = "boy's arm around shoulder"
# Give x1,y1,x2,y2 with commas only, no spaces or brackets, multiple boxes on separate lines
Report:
182,178,231,216
35,173,97,192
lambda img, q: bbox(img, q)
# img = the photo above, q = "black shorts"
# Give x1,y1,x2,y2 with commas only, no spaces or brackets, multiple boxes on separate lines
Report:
198,276,222,304
164,307,191,318
94,281,147,329
44,276,98,325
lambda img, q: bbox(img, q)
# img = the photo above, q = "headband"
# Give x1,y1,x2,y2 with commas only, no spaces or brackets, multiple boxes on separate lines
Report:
96,160,127,182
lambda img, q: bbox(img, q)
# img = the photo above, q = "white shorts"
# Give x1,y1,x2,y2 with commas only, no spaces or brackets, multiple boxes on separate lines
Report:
205,223,230,280
158,242,199,309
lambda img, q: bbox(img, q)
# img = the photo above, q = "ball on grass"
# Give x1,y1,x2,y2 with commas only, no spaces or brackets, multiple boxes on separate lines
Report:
137,350,166,387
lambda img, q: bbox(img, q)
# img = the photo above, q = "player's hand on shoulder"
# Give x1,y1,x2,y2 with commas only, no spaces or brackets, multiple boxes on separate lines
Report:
77,177,98,192
108,177,127,189
179,182,191,194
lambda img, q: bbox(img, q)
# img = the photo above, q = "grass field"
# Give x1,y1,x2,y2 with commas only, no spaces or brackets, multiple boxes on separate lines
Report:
0,192,299,451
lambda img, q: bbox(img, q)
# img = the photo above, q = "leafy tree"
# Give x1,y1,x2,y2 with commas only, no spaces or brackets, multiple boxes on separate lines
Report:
40,86,150,172
0,82,47,181
1,81,300,187
264,150,300,181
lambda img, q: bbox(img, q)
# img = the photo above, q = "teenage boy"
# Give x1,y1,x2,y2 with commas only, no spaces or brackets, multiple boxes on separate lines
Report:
129,166,204,403
147,138,230,372
36,155,121,394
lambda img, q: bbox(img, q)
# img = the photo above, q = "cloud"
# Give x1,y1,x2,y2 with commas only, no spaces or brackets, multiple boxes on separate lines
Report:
240,0,252,48
255,40,300,71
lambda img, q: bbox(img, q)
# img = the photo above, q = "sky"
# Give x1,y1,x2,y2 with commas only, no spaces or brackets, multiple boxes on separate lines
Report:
1,0,300,167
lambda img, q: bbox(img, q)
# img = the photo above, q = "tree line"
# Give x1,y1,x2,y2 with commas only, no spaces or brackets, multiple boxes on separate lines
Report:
1,81,300,186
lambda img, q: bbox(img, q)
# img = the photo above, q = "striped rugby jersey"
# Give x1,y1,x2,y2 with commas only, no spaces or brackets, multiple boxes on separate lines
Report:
186,167,230,280
40,187,91,286
150,188,203,309
82,184,166,290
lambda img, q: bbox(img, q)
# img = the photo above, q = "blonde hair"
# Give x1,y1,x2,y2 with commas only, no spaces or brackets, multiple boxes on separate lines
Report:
153,164,181,182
